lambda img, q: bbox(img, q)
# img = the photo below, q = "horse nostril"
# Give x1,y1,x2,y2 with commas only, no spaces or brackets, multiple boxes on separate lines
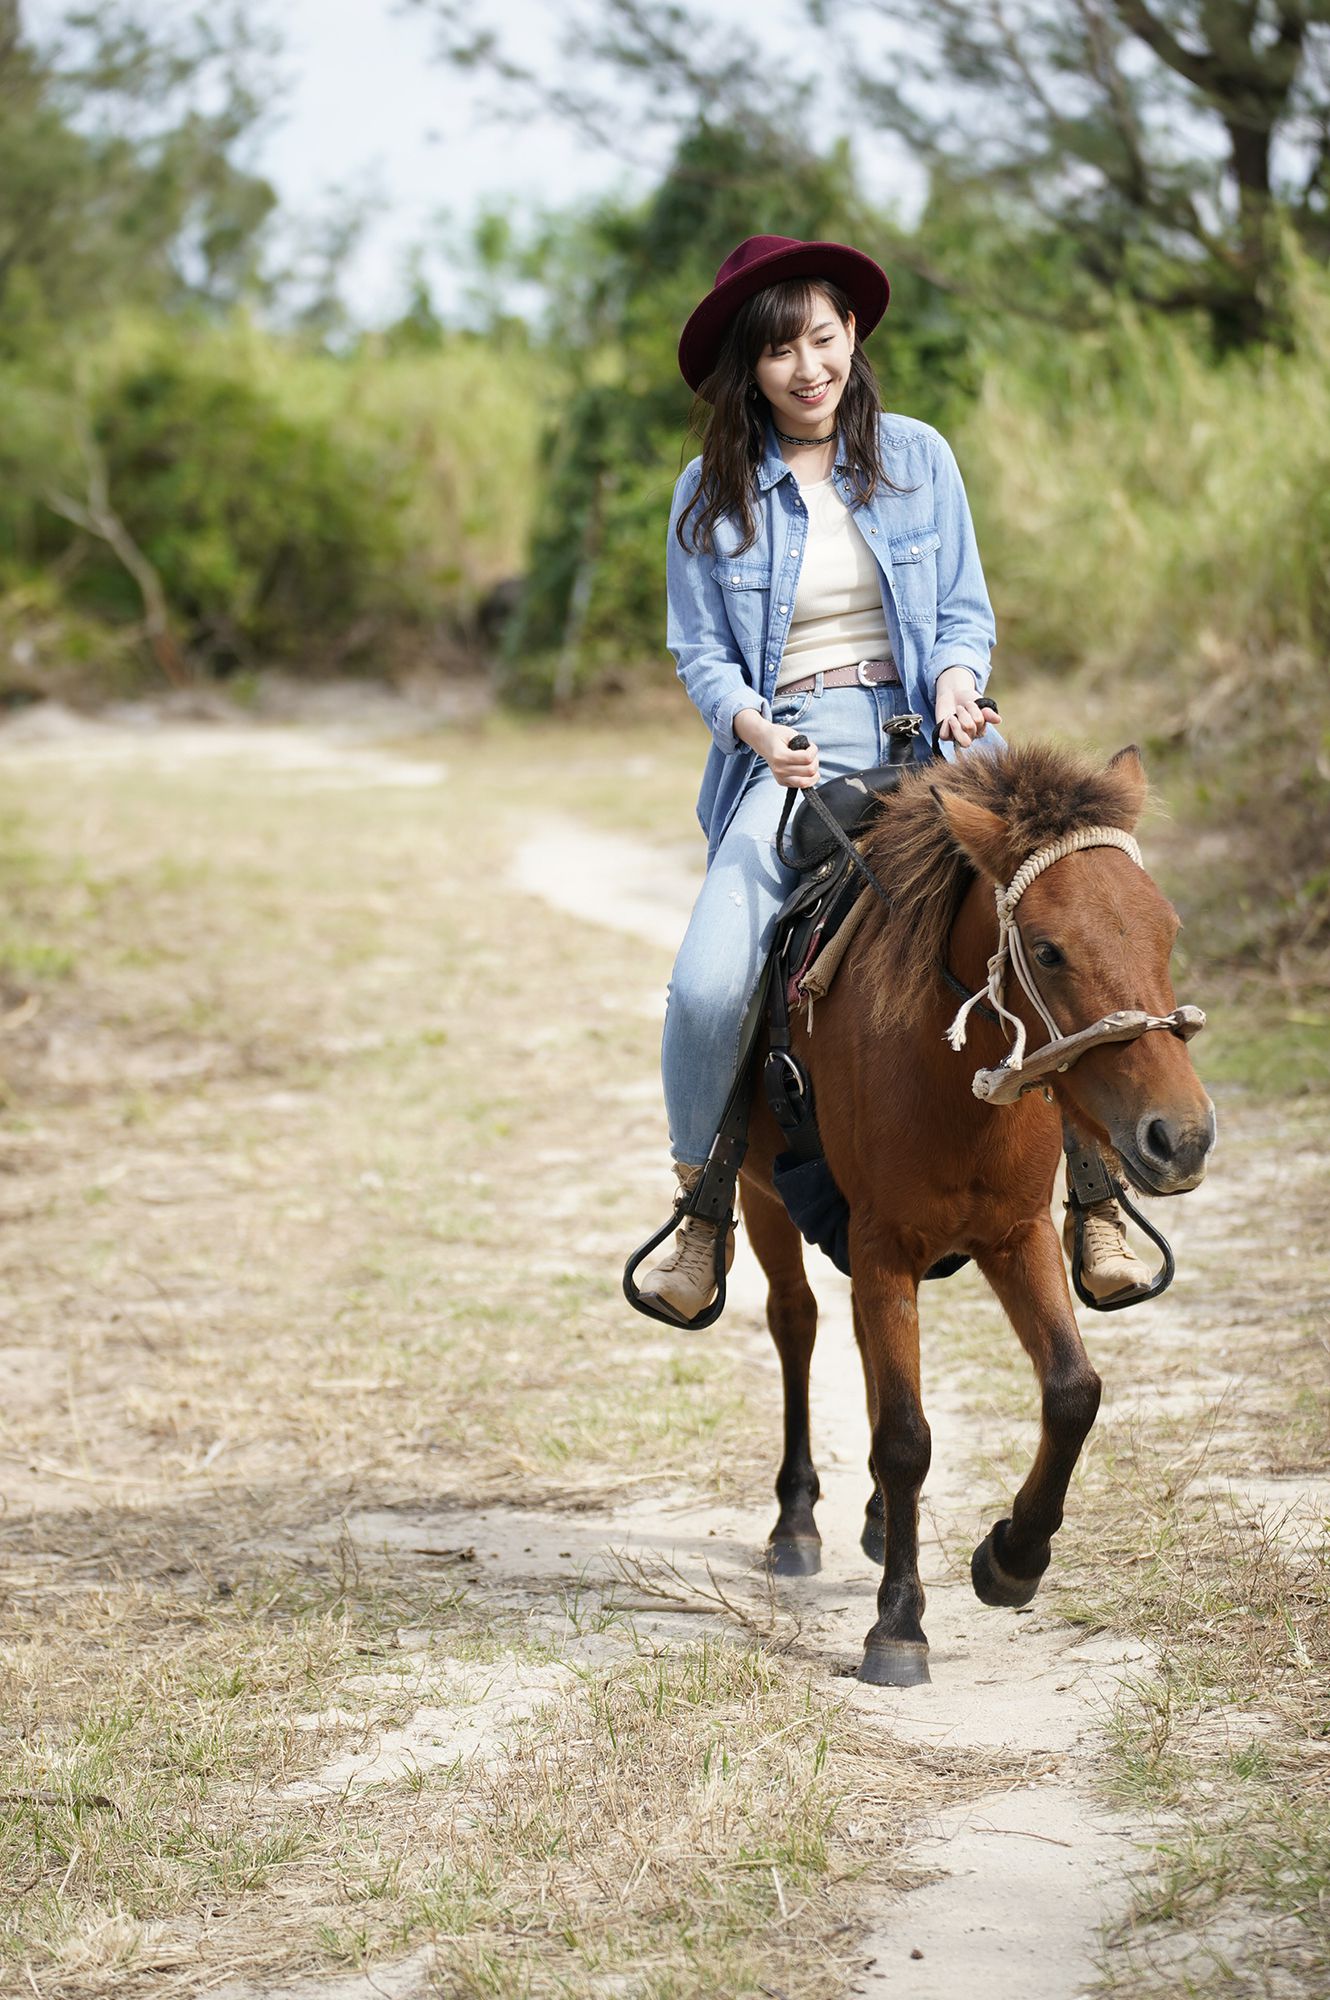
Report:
1138,1116,1175,1165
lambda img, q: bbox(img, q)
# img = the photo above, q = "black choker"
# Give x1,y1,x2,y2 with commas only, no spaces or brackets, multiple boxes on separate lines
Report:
774,424,836,448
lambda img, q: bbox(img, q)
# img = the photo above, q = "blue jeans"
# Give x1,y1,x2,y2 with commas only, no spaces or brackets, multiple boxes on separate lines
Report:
662,681,923,1165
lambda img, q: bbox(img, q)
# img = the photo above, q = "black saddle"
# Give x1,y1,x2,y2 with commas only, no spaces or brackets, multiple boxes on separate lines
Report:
775,711,922,871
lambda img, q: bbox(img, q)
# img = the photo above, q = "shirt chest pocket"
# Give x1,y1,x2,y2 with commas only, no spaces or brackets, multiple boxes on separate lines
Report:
711,558,771,645
886,527,941,625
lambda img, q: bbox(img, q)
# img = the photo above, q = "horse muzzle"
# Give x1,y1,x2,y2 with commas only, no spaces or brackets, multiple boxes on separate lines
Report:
1114,1099,1217,1195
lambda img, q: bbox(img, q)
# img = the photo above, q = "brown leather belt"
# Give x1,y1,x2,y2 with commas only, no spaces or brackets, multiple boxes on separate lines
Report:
777,657,899,698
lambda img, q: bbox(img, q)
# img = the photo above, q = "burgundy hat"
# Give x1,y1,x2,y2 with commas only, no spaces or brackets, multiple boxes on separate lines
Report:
678,235,890,396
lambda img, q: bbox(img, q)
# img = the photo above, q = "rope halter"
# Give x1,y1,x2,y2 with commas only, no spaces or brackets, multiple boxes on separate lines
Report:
945,825,1145,1071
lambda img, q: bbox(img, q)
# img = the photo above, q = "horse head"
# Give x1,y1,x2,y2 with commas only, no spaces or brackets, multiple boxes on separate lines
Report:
937,744,1216,1195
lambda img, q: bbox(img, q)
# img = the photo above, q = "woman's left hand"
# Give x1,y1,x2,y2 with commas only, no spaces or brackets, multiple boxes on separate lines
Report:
934,665,1001,747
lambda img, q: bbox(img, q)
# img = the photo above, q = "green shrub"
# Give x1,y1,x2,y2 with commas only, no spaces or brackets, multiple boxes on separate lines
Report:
0,317,554,689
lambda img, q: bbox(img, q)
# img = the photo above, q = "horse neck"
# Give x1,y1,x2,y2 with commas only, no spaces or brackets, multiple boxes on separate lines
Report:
951,875,996,1003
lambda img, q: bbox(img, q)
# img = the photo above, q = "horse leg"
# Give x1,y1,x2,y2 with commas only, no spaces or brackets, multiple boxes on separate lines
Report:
741,1177,822,1577
971,1215,1103,1607
852,1247,932,1686
852,1293,886,1566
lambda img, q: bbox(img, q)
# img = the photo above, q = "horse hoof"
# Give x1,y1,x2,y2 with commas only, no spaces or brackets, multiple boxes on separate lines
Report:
860,1520,886,1567
971,1523,1043,1608
766,1537,822,1578
858,1640,931,1687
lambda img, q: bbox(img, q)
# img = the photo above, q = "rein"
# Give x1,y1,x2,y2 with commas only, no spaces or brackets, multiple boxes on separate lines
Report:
944,826,1206,1104
775,741,897,913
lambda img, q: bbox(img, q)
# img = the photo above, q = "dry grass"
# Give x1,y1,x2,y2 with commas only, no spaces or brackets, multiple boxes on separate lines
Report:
0,710,1035,1997
2,699,1326,1995
0,1516,1016,1998
0,720,760,1514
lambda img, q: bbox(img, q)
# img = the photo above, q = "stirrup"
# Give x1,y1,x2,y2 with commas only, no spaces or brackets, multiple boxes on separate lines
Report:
623,1147,739,1329
1064,1145,1175,1313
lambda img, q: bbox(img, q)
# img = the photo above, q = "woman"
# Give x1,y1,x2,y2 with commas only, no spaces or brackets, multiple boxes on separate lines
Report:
640,235,1148,1323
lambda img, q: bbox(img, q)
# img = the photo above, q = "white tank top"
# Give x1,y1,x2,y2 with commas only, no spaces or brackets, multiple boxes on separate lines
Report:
775,477,894,691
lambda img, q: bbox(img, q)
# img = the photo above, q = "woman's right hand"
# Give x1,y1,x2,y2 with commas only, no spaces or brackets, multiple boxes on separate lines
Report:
735,710,821,788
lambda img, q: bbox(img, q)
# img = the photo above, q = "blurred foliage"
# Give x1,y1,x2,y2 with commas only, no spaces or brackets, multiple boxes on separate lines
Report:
0,4,552,697
960,252,1330,965
0,1,280,353
818,0,1330,350
1,0,1326,975
0,318,553,693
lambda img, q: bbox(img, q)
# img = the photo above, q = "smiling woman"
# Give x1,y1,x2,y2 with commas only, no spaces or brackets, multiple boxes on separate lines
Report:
634,233,1006,1326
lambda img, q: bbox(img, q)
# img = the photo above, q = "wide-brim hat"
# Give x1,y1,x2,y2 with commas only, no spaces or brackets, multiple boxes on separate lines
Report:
678,235,890,396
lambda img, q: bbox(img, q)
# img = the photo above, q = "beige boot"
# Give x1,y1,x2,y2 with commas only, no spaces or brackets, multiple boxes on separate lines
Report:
1063,1196,1152,1303
639,1163,736,1325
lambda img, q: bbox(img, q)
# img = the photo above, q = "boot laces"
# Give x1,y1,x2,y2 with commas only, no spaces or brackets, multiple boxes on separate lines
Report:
1081,1198,1129,1262
664,1213,721,1286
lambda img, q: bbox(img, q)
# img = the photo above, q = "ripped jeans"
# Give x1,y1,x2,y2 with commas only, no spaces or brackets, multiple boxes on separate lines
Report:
662,679,924,1165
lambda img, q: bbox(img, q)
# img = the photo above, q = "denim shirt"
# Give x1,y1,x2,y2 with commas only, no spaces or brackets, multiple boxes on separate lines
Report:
666,413,996,860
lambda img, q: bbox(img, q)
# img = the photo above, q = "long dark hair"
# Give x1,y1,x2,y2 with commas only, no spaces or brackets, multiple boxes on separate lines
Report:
677,278,890,556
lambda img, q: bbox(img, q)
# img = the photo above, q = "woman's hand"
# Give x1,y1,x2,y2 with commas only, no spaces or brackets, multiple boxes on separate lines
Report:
934,665,1001,747
735,710,821,787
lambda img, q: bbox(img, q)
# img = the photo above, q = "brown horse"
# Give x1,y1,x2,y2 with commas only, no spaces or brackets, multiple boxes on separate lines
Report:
739,740,1215,1687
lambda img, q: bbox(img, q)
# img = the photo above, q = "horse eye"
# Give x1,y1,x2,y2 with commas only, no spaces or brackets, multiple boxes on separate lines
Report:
1033,941,1064,970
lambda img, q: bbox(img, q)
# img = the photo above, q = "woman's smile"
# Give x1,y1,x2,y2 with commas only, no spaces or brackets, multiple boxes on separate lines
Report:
752,292,857,438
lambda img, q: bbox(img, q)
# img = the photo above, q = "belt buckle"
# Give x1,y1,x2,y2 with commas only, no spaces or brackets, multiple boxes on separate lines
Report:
856,659,880,686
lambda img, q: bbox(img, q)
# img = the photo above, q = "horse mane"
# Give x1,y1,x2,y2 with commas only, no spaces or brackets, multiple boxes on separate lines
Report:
857,741,1148,1034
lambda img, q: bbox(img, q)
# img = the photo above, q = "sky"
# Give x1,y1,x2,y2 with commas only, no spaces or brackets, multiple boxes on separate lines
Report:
28,0,925,324
256,0,636,318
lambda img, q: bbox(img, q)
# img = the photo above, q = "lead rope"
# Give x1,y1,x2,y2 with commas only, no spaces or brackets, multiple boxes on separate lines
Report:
945,826,1144,1069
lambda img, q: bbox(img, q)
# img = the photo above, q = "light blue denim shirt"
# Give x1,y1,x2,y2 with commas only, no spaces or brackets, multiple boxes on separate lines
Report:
666,413,997,859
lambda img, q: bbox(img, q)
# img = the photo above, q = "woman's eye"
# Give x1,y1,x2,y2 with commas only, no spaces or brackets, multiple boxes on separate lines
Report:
1033,941,1064,970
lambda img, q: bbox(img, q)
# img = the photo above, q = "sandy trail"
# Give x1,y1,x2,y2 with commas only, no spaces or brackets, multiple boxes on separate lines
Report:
506,814,1149,1998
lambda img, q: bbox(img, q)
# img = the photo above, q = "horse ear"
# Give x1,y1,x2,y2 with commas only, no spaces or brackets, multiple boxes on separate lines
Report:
1107,744,1148,826
933,790,1011,879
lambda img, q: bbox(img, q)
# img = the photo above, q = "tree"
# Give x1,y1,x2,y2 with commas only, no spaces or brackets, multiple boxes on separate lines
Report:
416,0,1330,345
816,0,1330,344
0,1,280,352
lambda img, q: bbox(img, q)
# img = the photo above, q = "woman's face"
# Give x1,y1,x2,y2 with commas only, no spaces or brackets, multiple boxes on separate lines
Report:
752,291,856,437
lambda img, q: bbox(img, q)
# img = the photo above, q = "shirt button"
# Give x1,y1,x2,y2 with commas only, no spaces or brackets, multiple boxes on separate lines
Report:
910,544,920,555
869,526,878,535
731,573,741,583
778,603,789,614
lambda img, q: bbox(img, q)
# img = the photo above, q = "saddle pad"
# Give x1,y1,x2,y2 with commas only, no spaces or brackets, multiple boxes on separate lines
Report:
779,857,860,1007
798,886,874,1010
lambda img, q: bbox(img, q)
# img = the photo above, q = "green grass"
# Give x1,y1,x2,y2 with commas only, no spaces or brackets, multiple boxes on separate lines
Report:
1195,1008,1330,1098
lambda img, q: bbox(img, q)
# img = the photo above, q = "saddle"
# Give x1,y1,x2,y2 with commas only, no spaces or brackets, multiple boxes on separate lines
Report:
770,710,923,1003
763,720,968,1285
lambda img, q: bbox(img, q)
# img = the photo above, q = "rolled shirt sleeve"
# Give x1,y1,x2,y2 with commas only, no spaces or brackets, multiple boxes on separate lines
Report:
922,432,996,702
666,464,769,756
